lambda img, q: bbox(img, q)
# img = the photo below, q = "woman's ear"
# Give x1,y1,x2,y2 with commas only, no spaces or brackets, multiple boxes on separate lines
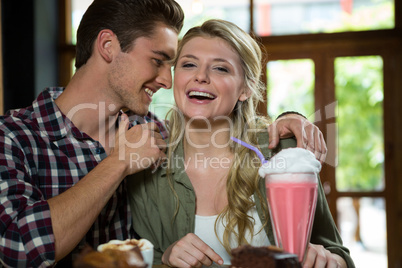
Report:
97,29,117,63
238,88,252,102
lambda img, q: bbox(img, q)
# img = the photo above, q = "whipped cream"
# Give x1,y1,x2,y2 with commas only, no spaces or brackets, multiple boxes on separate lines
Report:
258,148,321,177
97,238,153,252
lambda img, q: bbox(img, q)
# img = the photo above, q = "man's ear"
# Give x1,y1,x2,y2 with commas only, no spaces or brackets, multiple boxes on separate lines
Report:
96,29,117,63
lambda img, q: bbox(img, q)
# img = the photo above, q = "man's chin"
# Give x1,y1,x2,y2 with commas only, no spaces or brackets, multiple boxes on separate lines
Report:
128,107,149,117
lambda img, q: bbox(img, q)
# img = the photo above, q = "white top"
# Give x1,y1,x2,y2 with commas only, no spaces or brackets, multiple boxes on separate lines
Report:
194,203,270,265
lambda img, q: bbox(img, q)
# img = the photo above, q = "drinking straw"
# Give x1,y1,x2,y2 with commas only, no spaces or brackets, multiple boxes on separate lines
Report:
230,137,267,164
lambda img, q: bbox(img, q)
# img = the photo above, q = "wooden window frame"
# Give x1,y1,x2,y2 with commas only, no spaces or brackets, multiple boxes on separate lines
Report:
0,2,3,115
260,28,402,267
58,0,76,87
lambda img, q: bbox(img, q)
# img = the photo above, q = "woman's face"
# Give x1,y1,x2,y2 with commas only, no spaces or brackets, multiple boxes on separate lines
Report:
173,36,248,121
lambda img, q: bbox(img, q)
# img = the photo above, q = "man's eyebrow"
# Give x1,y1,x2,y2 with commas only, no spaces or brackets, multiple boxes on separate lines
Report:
152,50,173,61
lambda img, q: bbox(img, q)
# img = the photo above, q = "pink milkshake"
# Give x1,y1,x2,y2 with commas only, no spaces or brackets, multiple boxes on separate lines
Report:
258,148,321,263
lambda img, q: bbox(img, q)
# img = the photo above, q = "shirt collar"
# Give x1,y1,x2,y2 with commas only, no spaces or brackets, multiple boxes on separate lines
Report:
32,87,89,141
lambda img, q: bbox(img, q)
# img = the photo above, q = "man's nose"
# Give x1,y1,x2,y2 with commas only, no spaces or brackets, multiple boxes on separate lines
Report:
156,66,173,89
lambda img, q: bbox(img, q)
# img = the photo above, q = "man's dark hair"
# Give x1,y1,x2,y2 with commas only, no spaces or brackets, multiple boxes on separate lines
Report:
75,0,184,69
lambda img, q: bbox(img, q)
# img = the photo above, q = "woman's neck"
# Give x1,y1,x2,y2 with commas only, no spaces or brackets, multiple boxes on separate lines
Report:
182,118,233,215
183,118,233,159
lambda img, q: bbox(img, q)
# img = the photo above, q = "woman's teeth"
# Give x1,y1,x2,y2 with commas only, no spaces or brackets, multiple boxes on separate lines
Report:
188,91,215,99
145,88,154,97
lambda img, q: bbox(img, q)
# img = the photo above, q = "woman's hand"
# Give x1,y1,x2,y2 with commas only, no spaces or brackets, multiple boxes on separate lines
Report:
303,243,347,268
268,113,327,163
162,233,223,268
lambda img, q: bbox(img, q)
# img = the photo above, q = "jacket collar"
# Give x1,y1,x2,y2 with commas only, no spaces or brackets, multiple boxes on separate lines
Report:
159,138,194,190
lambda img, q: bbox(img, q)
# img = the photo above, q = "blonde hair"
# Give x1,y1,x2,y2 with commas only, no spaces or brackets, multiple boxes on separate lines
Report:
166,19,270,254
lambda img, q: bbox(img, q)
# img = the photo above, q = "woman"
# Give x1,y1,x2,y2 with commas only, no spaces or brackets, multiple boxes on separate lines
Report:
128,19,354,268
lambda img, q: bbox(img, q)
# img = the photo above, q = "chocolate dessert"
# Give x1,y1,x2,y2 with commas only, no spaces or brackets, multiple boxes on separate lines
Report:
230,245,301,268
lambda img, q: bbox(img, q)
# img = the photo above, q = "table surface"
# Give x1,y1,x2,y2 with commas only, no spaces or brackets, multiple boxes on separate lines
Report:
153,265,229,268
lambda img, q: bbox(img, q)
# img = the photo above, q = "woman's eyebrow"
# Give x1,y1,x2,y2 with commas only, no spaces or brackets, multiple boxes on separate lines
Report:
179,54,229,63
179,54,198,60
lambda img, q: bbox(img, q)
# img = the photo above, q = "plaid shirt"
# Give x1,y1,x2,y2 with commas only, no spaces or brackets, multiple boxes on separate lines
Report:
0,87,168,267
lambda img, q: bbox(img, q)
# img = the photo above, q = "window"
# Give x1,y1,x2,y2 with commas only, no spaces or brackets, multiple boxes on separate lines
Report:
267,59,315,119
254,0,394,36
60,1,402,267
71,0,94,44
265,55,387,267
335,56,384,192
337,197,387,267
176,0,251,36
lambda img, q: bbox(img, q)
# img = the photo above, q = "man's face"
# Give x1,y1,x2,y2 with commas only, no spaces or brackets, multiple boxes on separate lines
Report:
108,24,178,116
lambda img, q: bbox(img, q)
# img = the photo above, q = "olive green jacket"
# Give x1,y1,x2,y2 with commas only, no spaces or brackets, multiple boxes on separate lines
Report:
127,134,355,267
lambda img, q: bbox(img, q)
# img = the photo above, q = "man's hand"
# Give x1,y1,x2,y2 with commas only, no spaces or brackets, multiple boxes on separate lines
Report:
110,113,167,176
303,243,347,268
162,233,224,268
268,113,327,163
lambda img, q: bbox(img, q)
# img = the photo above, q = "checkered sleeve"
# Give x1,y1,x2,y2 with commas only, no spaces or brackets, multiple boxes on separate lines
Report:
0,133,55,267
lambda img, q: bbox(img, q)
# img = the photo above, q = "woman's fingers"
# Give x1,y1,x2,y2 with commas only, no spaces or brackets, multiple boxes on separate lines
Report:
163,234,223,268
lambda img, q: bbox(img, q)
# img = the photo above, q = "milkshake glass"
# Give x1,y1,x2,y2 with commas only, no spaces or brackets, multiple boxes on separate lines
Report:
259,148,321,263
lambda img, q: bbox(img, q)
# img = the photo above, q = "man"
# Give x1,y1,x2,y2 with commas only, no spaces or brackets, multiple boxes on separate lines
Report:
0,0,326,267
